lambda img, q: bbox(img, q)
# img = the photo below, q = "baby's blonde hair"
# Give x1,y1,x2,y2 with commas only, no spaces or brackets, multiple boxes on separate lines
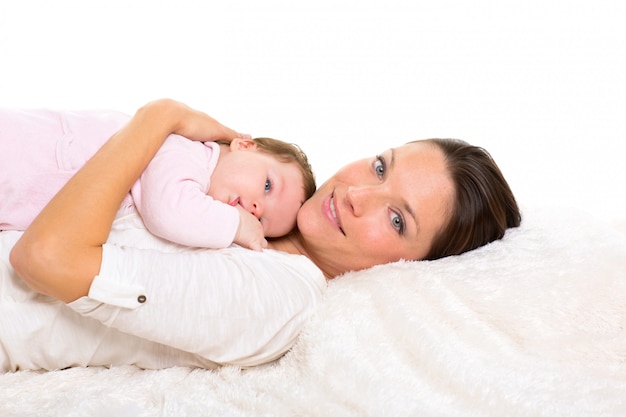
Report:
252,137,316,201
215,137,316,201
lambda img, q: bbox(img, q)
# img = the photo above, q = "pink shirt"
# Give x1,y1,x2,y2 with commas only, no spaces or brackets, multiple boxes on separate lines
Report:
0,108,239,248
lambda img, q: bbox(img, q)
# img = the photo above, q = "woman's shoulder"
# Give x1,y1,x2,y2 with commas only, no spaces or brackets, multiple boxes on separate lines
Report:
203,245,326,294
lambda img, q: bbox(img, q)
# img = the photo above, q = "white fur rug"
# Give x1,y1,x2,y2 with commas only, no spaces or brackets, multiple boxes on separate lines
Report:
1,207,625,417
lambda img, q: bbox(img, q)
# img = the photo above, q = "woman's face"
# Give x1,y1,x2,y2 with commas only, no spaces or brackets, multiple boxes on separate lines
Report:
297,141,454,277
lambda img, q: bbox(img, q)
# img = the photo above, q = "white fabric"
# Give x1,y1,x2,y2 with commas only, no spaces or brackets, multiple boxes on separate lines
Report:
0,214,325,372
1,206,624,417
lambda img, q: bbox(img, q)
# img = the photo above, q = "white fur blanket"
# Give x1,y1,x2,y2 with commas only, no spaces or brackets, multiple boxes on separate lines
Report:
2,207,625,417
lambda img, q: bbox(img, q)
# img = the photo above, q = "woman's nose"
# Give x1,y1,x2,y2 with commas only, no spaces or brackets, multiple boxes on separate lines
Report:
345,185,376,216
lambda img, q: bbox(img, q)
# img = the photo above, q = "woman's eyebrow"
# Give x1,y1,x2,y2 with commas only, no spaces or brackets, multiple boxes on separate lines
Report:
390,148,420,235
405,200,419,236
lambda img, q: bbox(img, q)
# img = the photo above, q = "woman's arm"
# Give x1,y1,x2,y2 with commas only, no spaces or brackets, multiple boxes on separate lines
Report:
10,99,242,302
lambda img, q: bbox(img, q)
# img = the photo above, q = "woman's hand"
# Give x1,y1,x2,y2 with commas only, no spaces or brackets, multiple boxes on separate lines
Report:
152,98,245,143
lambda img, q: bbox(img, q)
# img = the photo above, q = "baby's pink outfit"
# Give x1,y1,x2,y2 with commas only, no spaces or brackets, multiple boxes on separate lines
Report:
0,108,239,248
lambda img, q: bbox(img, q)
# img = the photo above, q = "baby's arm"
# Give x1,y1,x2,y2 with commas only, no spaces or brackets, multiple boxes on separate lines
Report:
134,136,266,251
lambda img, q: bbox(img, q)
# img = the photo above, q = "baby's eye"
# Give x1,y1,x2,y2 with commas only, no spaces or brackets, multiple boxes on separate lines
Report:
373,155,385,179
390,210,405,234
265,179,272,193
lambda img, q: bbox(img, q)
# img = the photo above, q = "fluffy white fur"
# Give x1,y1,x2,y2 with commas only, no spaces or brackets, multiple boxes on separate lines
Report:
2,206,625,417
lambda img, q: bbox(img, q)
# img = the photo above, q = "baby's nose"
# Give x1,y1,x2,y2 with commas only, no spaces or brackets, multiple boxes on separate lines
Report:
250,200,263,218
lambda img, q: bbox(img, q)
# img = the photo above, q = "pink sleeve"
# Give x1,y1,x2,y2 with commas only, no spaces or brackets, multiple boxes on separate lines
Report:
131,135,239,248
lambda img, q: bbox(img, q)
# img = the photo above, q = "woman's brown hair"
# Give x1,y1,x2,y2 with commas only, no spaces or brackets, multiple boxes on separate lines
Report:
421,138,521,260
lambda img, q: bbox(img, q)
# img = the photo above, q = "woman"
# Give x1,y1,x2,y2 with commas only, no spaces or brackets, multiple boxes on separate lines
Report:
3,99,520,372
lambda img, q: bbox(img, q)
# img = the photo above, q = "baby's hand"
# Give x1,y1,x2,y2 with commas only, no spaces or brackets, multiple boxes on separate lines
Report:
233,205,268,251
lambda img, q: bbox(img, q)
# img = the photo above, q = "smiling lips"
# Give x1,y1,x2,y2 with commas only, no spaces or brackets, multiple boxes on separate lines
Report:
328,192,345,235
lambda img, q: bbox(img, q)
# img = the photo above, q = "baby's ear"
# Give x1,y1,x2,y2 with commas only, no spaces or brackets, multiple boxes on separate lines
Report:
230,137,258,151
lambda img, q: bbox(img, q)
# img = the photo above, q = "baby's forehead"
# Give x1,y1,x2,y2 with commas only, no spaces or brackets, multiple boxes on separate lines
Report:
277,160,314,196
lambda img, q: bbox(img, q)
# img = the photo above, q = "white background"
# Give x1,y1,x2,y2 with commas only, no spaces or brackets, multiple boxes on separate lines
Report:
1,0,624,224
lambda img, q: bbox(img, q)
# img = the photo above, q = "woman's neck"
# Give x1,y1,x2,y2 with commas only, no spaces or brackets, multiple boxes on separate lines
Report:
267,232,303,255
267,232,335,280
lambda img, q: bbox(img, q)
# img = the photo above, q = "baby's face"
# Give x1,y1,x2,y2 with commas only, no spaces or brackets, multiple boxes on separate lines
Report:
209,144,305,237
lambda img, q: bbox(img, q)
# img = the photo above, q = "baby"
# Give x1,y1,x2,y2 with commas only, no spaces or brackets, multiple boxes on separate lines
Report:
0,107,316,251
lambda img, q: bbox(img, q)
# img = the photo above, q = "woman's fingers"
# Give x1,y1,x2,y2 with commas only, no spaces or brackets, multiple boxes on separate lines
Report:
152,98,244,143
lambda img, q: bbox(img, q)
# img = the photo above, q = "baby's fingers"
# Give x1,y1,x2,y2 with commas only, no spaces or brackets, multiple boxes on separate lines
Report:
249,238,268,252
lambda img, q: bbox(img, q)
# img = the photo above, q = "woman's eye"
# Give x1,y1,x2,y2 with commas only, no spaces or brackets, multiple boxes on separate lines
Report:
265,179,272,193
390,210,405,234
373,155,385,178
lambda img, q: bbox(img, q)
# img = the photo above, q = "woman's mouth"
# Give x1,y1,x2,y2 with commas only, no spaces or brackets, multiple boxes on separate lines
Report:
327,192,345,235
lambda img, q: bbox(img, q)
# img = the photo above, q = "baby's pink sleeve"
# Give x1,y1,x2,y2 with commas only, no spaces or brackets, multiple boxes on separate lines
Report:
131,135,239,248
